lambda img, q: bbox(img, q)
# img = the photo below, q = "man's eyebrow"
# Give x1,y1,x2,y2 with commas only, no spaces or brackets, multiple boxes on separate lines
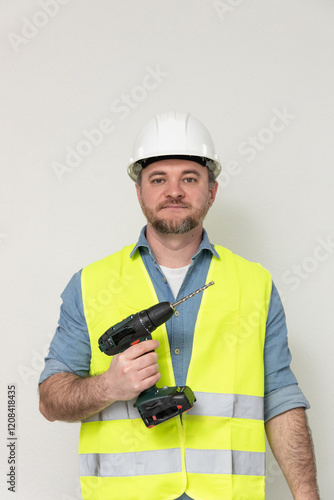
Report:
182,170,201,177
148,169,202,179
148,171,167,179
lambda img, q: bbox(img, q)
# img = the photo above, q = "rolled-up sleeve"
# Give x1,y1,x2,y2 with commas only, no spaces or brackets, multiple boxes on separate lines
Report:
264,282,310,422
39,270,91,384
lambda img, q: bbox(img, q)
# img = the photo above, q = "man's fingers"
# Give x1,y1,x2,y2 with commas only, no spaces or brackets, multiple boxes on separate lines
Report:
125,339,160,359
139,361,160,379
106,339,161,399
130,351,159,376
141,371,161,391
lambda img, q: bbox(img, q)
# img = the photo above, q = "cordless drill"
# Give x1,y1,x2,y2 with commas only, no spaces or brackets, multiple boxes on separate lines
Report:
98,281,214,428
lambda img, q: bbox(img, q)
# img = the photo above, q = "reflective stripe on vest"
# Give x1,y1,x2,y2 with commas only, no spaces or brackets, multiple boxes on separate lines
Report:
80,243,272,500
79,448,265,477
83,392,264,423
188,392,264,420
82,399,138,422
79,448,182,477
186,449,265,476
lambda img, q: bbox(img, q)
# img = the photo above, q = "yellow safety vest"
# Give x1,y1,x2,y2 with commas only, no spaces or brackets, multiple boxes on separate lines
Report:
79,243,272,500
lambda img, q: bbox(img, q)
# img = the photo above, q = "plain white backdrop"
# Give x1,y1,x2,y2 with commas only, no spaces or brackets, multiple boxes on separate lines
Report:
1,1,333,498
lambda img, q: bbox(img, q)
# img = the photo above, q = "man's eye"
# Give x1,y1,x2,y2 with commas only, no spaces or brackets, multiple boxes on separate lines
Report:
152,178,164,184
184,177,197,183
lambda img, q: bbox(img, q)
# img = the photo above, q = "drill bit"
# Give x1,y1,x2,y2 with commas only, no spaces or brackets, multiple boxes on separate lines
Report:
172,281,215,308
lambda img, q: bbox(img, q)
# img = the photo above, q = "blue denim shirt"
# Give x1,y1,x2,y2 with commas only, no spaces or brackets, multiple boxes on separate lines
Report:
40,227,309,500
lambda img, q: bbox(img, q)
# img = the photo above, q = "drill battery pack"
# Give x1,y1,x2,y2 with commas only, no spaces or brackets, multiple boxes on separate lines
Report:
134,385,196,428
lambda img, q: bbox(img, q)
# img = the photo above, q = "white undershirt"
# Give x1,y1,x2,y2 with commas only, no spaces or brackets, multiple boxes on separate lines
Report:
159,264,190,299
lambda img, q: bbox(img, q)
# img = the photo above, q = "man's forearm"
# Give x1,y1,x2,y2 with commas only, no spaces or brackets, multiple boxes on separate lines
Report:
39,371,115,422
265,407,320,499
39,340,161,423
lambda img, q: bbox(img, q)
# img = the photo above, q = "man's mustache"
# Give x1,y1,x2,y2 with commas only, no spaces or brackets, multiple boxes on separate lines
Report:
158,201,190,210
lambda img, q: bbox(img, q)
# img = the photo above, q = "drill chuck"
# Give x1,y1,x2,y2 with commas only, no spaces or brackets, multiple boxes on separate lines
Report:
145,301,175,328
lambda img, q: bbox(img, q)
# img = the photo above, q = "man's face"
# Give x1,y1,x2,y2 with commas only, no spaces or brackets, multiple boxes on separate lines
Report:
135,159,218,234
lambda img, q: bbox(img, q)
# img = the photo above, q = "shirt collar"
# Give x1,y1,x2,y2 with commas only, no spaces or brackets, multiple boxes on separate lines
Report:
130,225,220,260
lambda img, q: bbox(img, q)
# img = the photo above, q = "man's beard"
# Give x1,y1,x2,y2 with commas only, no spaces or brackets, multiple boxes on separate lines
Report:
139,198,211,234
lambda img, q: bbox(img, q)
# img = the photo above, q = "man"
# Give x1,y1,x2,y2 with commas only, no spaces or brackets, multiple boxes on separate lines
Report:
39,111,320,499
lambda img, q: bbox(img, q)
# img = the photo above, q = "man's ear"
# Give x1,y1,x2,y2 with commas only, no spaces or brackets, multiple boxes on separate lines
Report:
135,183,141,203
209,181,219,207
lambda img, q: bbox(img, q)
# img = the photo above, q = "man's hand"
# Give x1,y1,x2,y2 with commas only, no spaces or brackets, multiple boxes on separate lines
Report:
39,339,160,423
101,339,161,401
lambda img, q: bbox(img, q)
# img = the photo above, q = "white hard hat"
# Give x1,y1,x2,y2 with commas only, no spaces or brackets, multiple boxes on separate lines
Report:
127,111,221,182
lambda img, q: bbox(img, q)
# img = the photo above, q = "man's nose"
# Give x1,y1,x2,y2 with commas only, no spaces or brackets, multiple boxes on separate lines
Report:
164,179,185,198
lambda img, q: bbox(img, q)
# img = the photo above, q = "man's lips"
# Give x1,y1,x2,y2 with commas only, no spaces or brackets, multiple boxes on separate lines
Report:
161,205,187,209
159,203,190,210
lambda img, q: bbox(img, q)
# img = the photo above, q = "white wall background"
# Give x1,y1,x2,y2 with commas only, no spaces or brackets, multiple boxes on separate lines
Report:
1,1,333,498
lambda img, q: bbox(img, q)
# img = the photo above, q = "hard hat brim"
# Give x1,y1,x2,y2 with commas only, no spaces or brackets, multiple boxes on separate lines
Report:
128,154,221,182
